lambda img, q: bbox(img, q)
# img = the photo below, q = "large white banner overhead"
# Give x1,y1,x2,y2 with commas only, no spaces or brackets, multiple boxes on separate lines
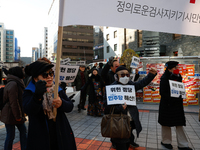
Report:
59,0,200,36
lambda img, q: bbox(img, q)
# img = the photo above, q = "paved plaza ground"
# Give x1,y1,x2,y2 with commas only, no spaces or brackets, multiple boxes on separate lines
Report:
0,104,200,150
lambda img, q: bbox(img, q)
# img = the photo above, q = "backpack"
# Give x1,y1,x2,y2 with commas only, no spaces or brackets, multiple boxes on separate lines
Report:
0,87,5,110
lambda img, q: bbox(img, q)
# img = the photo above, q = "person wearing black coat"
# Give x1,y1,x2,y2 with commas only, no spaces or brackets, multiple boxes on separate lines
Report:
81,68,105,116
158,61,192,150
23,60,76,150
104,66,157,150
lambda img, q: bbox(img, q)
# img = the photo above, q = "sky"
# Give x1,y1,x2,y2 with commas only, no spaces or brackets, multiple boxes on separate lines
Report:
0,0,53,57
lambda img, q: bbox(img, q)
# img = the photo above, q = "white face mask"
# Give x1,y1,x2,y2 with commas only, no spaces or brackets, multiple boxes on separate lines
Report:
119,76,129,84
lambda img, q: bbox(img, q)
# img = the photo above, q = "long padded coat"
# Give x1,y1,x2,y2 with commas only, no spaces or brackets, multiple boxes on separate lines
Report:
158,70,186,127
23,81,76,150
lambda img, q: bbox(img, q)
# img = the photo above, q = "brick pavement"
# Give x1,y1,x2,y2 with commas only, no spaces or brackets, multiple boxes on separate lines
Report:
0,108,200,150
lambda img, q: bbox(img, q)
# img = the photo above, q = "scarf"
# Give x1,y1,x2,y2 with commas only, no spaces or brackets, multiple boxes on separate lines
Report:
42,85,56,119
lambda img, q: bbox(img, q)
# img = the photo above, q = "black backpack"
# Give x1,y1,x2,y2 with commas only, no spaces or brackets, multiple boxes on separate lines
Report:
0,87,5,110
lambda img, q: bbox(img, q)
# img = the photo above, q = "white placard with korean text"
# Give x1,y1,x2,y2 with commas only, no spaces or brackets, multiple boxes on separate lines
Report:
130,56,140,68
60,58,71,65
106,85,136,106
53,64,79,83
169,80,186,99
59,0,200,36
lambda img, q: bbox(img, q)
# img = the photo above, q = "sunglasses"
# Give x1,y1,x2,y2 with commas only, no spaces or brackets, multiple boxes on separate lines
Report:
42,71,54,78
119,73,130,77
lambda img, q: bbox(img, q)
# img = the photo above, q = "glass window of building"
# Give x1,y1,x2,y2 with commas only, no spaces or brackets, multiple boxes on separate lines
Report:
107,46,109,53
6,36,9,38
10,36,13,39
106,34,110,41
10,31,13,35
6,31,10,34
114,44,117,51
137,30,142,48
114,31,117,38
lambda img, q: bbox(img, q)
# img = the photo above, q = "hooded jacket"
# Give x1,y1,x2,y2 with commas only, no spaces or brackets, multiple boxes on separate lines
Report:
0,74,25,124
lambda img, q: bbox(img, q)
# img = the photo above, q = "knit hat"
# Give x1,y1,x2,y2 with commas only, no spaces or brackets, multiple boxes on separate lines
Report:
115,66,128,73
25,60,54,77
165,61,179,69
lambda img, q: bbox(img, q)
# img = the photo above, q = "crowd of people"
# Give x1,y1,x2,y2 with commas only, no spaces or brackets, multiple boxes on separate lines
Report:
0,56,193,150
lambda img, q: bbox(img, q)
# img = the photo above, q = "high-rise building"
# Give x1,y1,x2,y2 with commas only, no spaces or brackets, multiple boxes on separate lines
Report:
14,38,20,61
93,26,104,62
43,27,48,58
5,30,15,62
0,23,5,62
38,43,42,58
32,47,38,62
48,0,93,63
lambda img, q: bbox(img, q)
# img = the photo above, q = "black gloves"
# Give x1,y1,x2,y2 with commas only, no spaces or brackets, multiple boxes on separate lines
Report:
34,80,47,101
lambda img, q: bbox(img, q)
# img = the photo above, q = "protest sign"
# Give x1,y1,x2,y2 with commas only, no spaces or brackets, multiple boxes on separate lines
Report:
169,80,186,99
130,74,136,82
106,85,136,106
60,58,71,65
59,0,200,36
76,61,85,66
130,56,140,68
53,64,79,83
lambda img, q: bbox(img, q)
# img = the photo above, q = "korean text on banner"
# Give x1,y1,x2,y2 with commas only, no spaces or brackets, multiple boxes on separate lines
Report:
106,85,136,106
53,64,79,83
59,0,200,36
169,80,186,99
130,56,140,68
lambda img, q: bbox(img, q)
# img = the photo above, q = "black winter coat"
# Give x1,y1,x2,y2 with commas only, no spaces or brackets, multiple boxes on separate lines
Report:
23,81,76,150
73,70,88,91
81,74,105,104
104,73,156,143
158,70,186,127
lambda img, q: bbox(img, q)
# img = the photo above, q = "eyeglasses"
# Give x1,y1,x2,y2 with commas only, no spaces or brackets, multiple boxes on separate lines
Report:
119,73,130,77
42,71,54,78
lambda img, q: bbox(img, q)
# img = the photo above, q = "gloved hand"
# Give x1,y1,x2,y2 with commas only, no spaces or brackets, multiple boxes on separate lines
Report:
34,80,47,100
108,56,115,66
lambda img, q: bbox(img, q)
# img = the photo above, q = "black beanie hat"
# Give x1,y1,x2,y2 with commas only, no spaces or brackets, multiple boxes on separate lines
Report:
115,66,128,73
25,60,54,78
165,61,179,69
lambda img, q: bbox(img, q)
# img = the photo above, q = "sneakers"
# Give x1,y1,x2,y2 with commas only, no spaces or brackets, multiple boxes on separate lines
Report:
161,142,173,149
178,146,193,150
130,141,139,148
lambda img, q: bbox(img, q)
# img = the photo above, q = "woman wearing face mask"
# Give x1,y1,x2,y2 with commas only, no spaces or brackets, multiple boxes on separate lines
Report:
104,66,157,150
158,61,192,150
23,60,76,150
81,68,105,116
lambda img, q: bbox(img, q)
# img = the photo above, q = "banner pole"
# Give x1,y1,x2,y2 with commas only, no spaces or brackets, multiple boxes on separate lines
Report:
53,26,63,122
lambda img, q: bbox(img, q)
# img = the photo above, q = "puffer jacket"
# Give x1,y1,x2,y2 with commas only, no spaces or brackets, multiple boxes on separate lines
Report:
0,74,25,124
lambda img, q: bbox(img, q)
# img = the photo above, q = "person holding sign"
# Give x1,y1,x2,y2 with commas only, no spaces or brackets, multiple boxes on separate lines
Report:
158,61,192,150
23,60,76,150
104,66,157,150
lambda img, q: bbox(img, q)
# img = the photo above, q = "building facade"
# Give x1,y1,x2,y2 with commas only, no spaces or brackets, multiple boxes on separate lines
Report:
5,30,14,62
93,26,104,62
43,27,48,58
0,23,5,62
32,47,38,62
14,38,20,61
48,0,93,63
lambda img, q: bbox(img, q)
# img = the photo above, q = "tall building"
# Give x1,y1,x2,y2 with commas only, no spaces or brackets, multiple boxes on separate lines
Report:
43,27,48,58
0,23,5,62
32,47,38,62
15,38,20,61
38,43,42,58
93,26,104,62
5,30,15,62
48,0,93,63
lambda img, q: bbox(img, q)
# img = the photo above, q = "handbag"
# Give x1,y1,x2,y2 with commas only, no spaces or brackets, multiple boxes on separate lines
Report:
101,106,131,139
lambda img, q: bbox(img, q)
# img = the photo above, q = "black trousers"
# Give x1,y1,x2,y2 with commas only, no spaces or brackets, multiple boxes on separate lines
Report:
116,142,130,150
130,121,135,143
79,91,86,109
